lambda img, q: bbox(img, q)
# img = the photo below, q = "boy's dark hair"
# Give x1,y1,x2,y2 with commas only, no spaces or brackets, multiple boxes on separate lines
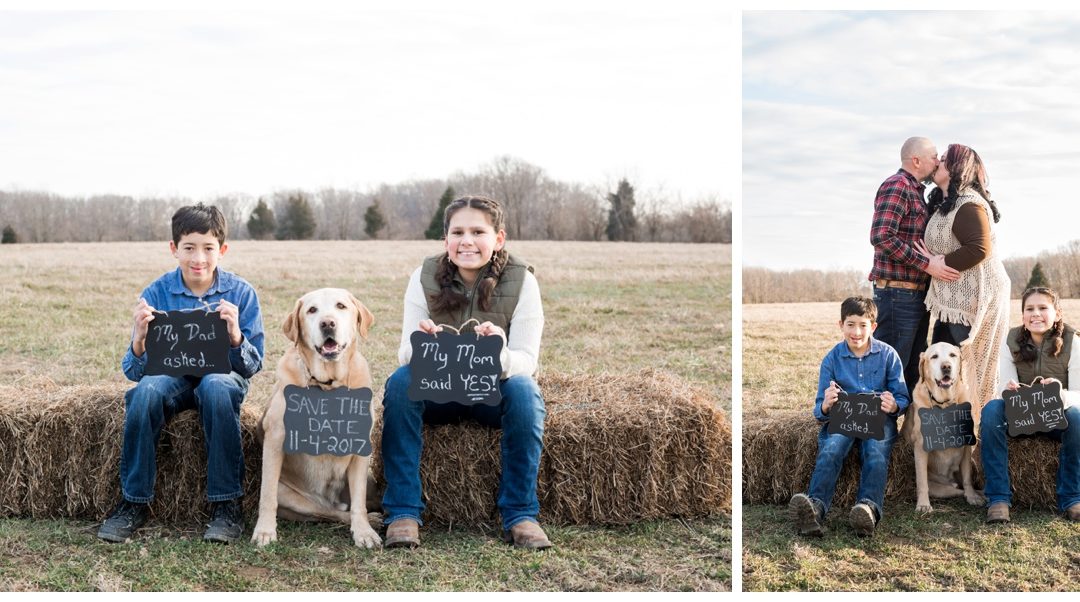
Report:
840,296,877,322
172,203,227,246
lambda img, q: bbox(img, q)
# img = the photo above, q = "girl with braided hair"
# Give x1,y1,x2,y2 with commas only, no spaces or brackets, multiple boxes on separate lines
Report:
979,286,1080,523
380,195,551,550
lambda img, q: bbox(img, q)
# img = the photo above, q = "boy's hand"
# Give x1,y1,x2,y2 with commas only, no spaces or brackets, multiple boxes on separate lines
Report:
879,391,898,414
821,380,841,415
418,319,443,335
218,300,243,347
131,297,157,357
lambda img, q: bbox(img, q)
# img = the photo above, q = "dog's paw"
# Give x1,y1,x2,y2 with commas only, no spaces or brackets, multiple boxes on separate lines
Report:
965,491,987,506
251,522,278,547
916,503,933,513
352,525,382,549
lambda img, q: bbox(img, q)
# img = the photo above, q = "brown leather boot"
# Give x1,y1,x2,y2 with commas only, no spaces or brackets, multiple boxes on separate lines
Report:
986,502,1010,524
1066,503,1080,522
384,518,420,548
503,520,553,550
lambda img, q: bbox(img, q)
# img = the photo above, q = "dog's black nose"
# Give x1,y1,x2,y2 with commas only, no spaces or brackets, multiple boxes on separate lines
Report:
941,364,951,374
320,319,336,331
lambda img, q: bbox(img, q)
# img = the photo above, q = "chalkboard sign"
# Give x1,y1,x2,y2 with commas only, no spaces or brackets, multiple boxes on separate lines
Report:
918,402,977,451
1003,381,1069,437
827,392,885,440
407,331,503,406
282,385,373,456
144,310,231,377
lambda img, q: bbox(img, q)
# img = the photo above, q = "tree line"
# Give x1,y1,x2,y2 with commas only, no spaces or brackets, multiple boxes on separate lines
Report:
744,241,1080,304
0,156,730,244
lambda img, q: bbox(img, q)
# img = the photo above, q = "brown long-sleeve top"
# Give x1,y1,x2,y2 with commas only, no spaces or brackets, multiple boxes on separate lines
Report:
943,202,991,271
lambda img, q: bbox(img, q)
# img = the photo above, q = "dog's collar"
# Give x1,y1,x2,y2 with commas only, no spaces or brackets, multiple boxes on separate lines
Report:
309,376,335,388
925,384,951,407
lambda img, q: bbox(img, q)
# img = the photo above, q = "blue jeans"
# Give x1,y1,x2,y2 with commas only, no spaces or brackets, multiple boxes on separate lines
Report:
120,372,248,503
380,364,546,531
806,418,898,520
980,398,1080,512
873,286,929,399
932,320,971,347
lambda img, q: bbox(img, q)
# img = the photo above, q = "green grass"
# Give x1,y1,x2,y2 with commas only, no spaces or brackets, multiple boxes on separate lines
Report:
743,501,1080,591
0,240,731,591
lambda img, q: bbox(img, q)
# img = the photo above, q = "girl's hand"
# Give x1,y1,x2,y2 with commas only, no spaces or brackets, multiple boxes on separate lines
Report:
474,321,507,345
1005,379,1020,391
418,319,442,335
1040,377,1062,388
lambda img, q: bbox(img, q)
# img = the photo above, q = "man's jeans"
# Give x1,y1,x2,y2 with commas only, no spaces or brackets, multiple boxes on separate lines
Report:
120,372,248,503
980,398,1080,512
806,418,898,520
873,286,929,399
381,364,546,531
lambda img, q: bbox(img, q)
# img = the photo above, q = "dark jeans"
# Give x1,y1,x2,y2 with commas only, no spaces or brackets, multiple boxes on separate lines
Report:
980,398,1080,512
932,320,972,347
380,364,547,531
873,286,930,399
120,372,248,503
806,418,899,521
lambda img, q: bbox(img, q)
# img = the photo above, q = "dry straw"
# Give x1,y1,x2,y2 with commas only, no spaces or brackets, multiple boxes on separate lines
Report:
743,410,1059,510
1,369,729,526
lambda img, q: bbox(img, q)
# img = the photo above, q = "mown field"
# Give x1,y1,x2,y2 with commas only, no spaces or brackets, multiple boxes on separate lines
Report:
742,300,1080,592
0,240,730,592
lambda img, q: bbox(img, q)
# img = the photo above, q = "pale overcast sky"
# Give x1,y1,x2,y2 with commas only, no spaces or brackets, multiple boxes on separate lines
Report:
0,6,738,203
744,11,1080,271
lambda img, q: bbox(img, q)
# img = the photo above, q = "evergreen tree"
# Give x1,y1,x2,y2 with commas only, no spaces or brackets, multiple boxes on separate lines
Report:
1026,262,1051,290
425,186,456,239
246,199,277,240
276,194,317,240
606,179,638,241
364,199,387,239
1,225,17,244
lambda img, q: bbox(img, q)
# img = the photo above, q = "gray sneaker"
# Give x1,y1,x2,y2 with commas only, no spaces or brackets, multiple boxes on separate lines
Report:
789,493,825,536
849,503,877,537
203,500,244,544
97,499,150,543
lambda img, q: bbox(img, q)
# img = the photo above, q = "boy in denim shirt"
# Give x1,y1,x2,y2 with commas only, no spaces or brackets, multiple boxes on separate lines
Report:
789,296,908,537
97,203,264,544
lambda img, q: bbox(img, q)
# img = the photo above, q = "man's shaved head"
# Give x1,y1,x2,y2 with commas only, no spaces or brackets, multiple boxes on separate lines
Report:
901,137,935,161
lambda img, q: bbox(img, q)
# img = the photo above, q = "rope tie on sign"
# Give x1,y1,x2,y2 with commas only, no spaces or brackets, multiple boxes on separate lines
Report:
433,318,482,339
153,299,221,317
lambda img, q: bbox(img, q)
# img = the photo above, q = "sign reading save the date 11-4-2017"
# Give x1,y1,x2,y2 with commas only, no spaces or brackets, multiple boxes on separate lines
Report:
407,331,502,405
282,385,373,457
144,310,231,377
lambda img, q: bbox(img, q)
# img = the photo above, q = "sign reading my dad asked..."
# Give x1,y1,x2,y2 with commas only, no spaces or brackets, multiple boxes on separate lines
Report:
919,402,977,451
1004,380,1069,437
407,330,503,406
144,310,231,377
828,392,886,441
282,385,373,456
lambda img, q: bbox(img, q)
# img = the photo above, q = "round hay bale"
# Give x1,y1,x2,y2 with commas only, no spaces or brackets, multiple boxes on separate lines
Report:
743,409,1060,511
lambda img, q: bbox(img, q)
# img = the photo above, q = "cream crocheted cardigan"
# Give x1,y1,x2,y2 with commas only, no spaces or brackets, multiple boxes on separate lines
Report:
923,190,1011,420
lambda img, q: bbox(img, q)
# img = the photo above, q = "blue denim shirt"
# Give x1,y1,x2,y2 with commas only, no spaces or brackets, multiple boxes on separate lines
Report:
122,267,265,382
813,337,909,422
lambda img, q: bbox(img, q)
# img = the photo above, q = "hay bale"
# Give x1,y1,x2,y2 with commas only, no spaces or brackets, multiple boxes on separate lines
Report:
1,369,730,527
743,410,1059,511
389,369,731,526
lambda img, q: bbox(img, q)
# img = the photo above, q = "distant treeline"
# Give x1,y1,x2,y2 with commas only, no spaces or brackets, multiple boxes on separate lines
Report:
744,240,1080,303
0,156,730,244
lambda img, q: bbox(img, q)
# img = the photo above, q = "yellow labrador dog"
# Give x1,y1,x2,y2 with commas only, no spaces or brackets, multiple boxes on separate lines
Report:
900,341,986,513
251,288,381,548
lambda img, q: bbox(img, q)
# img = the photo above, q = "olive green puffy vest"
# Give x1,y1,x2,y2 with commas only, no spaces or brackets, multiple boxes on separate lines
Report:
419,253,533,335
1005,323,1077,386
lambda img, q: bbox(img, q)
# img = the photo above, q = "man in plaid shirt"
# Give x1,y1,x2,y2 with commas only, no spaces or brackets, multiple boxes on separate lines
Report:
869,136,959,395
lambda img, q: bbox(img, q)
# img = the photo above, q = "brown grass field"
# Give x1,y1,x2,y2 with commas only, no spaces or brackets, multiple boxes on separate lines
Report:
743,299,1080,592
0,240,730,592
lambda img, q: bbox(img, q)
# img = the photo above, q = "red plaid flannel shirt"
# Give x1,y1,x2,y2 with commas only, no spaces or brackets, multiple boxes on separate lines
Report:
869,169,930,284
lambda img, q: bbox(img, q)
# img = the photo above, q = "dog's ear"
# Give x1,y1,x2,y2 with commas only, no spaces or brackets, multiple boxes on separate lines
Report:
954,347,963,382
282,298,303,343
919,349,930,383
350,294,374,340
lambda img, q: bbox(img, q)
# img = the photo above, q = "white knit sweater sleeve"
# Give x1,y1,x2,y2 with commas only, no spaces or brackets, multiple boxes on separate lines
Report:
1067,344,1080,410
997,339,1019,391
396,267,544,379
397,267,428,366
